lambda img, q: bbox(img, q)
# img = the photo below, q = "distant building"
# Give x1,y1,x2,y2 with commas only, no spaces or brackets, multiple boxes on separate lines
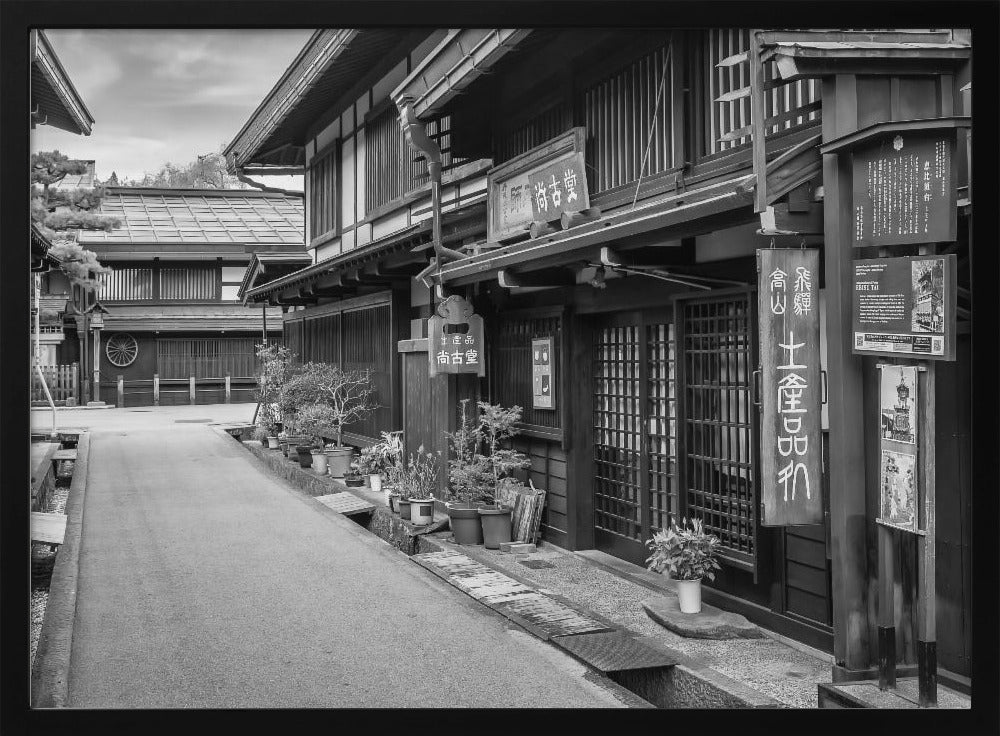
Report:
70,187,305,405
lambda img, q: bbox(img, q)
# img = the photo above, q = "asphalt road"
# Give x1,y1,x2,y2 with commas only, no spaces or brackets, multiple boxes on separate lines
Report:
54,405,627,708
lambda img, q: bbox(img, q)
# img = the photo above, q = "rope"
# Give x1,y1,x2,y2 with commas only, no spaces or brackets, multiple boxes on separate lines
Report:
631,44,673,211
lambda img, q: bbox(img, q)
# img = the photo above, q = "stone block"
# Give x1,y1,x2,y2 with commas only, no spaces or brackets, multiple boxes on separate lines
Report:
641,596,765,640
510,543,536,554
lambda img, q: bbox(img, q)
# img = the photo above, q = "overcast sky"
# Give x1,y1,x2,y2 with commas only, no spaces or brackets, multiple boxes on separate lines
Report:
30,29,313,189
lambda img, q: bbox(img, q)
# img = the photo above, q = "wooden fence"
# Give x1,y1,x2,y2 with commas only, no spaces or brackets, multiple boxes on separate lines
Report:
30,363,79,404
99,374,258,407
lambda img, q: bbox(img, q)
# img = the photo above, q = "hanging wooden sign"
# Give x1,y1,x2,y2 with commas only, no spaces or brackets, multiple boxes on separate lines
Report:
531,336,555,410
427,295,485,378
852,254,957,361
757,248,824,526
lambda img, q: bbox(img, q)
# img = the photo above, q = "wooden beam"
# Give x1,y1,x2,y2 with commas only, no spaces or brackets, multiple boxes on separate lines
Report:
758,202,824,235
497,268,576,289
749,29,768,213
361,262,420,279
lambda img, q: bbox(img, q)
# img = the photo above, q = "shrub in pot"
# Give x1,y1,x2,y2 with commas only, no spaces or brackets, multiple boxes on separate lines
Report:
253,343,294,450
645,517,722,614
443,400,494,545
473,402,531,549
397,447,440,526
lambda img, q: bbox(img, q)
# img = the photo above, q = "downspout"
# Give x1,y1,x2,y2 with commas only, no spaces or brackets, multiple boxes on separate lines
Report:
398,98,466,283
33,273,57,435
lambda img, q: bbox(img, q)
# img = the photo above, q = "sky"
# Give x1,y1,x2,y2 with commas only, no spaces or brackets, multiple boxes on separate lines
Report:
31,29,314,190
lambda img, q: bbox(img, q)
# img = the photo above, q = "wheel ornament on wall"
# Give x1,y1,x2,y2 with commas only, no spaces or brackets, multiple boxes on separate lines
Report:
105,332,139,367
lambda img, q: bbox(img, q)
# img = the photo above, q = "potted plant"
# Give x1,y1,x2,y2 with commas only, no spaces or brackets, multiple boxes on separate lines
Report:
254,343,294,450
443,399,493,545
399,447,440,526
362,431,403,499
645,517,722,614
296,402,338,475
306,362,378,479
473,402,531,549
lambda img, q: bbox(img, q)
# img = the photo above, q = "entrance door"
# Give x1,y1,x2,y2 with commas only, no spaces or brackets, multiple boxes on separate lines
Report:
592,309,679,564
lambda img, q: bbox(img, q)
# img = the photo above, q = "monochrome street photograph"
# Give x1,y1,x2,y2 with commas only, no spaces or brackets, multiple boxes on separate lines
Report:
10,7,992,723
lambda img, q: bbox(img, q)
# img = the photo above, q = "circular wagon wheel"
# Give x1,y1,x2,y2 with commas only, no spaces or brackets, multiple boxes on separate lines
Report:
105,332,139,367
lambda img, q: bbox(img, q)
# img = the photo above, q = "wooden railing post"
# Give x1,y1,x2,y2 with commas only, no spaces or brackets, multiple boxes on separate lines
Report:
117,374,124,408
225,372,231,404
153,373,160,406
189,375,196,405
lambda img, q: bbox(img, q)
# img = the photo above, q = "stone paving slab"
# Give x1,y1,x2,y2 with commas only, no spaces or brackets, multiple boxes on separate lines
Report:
314,492,376,516
822,678,970,709
642,595,765,639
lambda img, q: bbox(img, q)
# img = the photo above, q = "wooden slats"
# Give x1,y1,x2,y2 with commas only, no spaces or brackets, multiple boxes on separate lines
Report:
156,337,267,379
101,267,154,300
490,313,562,432
159,267,217,300
30,363,79,403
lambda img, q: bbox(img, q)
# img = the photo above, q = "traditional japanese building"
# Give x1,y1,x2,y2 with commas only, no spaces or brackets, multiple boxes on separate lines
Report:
69,186,304,406
228,28,973,692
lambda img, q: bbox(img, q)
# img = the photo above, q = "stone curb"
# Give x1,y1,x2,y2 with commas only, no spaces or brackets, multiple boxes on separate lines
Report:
30,432,90,708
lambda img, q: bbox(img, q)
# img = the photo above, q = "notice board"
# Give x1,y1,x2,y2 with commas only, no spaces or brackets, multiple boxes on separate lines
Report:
757,248,824,526
852,254,957,361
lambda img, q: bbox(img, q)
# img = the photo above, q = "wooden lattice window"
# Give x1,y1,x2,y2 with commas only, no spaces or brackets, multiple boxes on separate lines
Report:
578,43,675,194
490,312,563,436
495,103,569,166
309,144,338,242
701,29,821,157
681,293,758,567
100,267,154,301
159,266,217,300
647,321,679,532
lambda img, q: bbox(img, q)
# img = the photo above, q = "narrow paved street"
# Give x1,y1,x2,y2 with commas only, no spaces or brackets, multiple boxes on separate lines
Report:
43,406,626,708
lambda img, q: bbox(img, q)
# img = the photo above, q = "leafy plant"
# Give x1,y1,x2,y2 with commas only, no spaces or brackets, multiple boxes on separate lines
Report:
645,517,722,582
254,343,294,435
295,402,338,447
397,446,441,500
278,362,377,446
443,401,530,506
362,431,403,476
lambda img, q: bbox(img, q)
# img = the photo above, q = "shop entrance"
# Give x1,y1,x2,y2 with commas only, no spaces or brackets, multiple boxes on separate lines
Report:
592,308,679,564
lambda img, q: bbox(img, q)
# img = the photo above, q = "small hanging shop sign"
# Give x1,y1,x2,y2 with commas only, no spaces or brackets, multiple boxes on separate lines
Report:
852,254,957,361
427,295,485,378
531,336,556,410
757,248,824,526
876,363,920,534
487,127,590,243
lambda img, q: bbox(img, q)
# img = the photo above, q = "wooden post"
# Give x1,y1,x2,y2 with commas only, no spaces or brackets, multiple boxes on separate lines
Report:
117,375,124,408
153,373,160,406
749,29,768,214
71,362,79,404
917,363,937,706
189,375,196,405
92,327,101,403
822,74,872,675
225,373,231,404
877,523,896,689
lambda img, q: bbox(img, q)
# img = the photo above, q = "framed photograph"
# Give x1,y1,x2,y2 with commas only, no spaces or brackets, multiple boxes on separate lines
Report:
879,364,918,445
878,449,918,533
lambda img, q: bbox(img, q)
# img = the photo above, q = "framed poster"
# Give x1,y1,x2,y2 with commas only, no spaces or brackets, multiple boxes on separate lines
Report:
852,254,957,361
876,363,920,534
757,248,824,526
531,336,555,410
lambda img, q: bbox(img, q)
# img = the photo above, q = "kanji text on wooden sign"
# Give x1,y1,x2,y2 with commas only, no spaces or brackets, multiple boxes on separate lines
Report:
757,248,823,526
427,295,486,377
852,132,956,246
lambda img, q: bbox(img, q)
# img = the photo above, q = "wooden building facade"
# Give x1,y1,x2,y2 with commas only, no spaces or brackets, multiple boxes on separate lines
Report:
73,187,304,406
229,28,973,688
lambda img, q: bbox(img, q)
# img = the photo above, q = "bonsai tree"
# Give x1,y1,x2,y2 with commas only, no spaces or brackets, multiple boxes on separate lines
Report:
444,400,530,507
254,343,294,436
645,517,722,582
295,402,338,448
309,363,378,447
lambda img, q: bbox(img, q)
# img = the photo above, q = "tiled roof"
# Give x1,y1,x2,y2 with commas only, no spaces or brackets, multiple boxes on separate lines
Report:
79,187,305,246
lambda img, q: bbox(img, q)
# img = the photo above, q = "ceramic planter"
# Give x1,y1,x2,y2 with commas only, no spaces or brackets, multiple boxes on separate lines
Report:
369,474,383,493
310,450,328,475
397,498,412,521
447,502,484,545
409,498,434,526
478,505,513,549
676,579,703,614
325,446,353,478
295,445,314,468
265,436,280,450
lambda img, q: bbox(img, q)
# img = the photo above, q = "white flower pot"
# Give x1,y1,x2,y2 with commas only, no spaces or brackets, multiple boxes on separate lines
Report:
310,451,328,475
676,579,703,614
266,436,279,449
369,474,383,493
409,498,434,526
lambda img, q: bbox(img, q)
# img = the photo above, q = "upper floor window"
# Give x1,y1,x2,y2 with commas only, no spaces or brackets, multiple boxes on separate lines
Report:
699,29,821,158
159,266,217,300
364,104,463,215
99,264,224,301
101,267,154,300
309,143,338,243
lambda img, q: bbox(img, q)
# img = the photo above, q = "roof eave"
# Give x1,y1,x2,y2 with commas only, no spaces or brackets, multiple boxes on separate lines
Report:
32,30,95,135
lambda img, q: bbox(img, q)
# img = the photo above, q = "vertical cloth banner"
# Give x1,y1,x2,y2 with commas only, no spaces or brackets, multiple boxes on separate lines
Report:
757,248,824,526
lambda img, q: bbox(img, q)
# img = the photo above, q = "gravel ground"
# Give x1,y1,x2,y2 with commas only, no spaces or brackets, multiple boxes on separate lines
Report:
465,544,831,709
30,473,71,669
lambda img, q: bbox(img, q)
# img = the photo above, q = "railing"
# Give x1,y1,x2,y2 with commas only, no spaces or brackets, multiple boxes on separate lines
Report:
99,374,259,407
30,363,79,404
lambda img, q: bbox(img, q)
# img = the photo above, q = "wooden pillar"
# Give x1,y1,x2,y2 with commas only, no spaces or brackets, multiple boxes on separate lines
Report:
71,362,79,404
117,375,124,408
225,373,231,404
822,74,872,675
917,363,937,706
153,373,160,406
877,523,896,689
565,309,594,551
92,328,101,403
189,375,196,405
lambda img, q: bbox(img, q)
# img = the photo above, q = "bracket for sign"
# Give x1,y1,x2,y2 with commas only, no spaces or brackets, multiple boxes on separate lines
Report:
751,368,762,407
821,370,828,405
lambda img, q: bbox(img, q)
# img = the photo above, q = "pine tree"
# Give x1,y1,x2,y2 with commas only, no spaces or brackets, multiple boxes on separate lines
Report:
106,170,119,187
31,150,118,287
